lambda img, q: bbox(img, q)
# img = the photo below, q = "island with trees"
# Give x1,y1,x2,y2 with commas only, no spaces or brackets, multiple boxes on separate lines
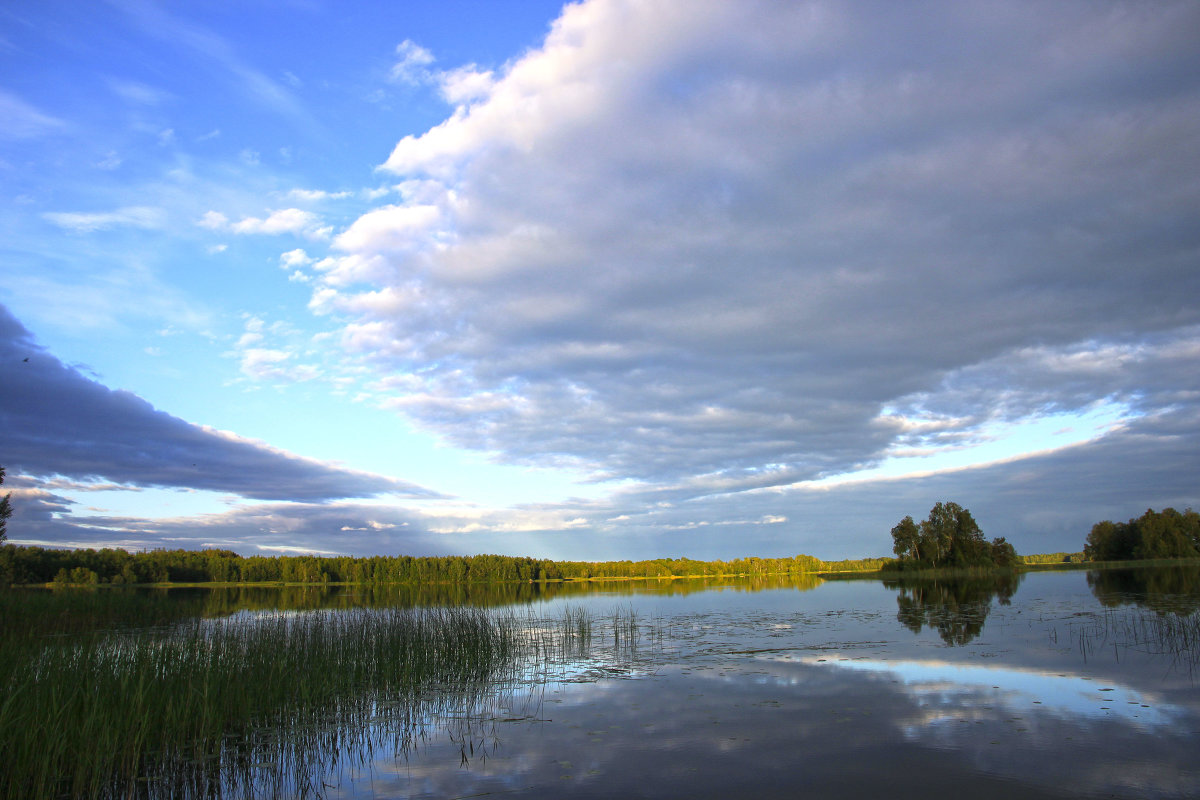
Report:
889,501,1018,569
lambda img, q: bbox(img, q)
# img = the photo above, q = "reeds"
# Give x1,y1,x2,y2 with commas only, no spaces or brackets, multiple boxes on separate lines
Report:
0,603,526,798
1073,606,1200,675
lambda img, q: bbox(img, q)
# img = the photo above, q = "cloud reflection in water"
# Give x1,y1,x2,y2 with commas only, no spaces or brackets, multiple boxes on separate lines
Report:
809,657,1175,728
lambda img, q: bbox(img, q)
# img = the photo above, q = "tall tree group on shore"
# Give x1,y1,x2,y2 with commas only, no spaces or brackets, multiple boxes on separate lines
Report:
1084,508,1200,561
890,501,1017,569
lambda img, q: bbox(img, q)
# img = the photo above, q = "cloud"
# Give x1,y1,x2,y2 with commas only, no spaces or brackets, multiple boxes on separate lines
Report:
200,208,331,239
284,189,353,202
0,304,433,502
225,315,328,385
96,151,122,170
14,0,1196,560
106,78,171,105
43,206,165,233
302,0,1200,506
112,0,308,122
5,498,445,557
5,258,210,335
232,209,326,237
438,65,496,105
386,40,496,105
332,204,442,256
0,90,64,139
280,249,312,269
389,39,436,85
10,403,1198,559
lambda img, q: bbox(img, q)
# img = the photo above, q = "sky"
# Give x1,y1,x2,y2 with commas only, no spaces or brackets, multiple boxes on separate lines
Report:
2,0,1199,562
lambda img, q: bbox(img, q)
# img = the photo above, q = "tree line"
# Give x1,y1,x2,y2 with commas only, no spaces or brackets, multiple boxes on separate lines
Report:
0,467,11,545
0,545,836,587
1083,507,1200,561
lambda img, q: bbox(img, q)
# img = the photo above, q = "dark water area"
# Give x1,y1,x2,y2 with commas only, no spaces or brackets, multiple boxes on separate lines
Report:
10,566,1200,798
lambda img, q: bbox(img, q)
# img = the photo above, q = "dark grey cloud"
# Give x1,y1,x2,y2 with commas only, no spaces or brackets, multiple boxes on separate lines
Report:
10,401,1196,560
585,403,1200,561
0,304,435,502
8,496,454,558
316,0,1200,500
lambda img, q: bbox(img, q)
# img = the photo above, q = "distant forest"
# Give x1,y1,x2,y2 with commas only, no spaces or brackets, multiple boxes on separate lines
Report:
0,545,895,587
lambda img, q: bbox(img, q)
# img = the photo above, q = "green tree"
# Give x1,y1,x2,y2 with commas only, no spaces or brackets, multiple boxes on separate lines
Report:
918,501,964,565
990,536,1018,567
0,466,12,543
891,515,921,561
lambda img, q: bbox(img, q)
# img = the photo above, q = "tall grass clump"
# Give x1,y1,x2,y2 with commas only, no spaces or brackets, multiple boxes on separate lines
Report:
0,600,527,799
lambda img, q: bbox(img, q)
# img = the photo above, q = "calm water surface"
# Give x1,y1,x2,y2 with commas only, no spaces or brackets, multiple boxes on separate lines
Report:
221,568,1200,798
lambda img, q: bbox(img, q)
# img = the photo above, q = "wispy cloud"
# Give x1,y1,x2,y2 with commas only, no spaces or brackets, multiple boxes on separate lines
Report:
43,206,165,233
106,78,172,106
389,40,435,85
110,0,309,122
0,90,65,139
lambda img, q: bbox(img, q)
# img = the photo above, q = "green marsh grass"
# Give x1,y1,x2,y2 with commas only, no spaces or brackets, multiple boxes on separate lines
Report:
1,598,528,798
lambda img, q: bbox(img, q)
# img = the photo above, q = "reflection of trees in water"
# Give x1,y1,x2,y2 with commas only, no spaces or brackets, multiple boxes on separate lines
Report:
1086,565,1200,615
885,573,1023,646
1079,565,1200,675
191,573,823,618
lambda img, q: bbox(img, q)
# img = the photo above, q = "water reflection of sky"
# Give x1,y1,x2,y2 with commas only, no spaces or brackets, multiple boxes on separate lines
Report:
805,656,1175,727
334,654,1200,800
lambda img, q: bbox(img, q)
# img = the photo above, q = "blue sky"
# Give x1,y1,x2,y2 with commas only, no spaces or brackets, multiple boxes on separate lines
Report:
2,0,1199,561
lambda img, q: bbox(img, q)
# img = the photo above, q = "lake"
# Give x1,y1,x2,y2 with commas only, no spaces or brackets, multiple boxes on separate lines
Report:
6,566,1200,798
